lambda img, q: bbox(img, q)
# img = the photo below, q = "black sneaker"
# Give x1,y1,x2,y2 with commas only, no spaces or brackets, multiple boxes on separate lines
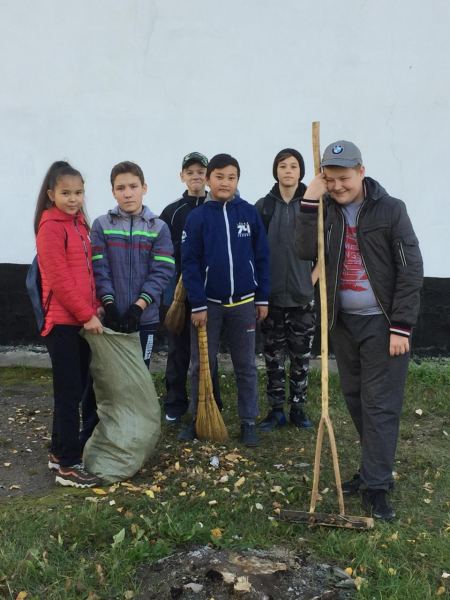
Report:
55,463,102,489
340,473,395,496
241,423,260,447
164,414,182,425
341,473,362,495
257,410,287,431
177,421,197,441
289,408,313,430
361,489,396,521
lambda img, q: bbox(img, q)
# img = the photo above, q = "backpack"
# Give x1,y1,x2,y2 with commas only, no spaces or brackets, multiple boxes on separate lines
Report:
26,231,68,332
26,256,52,332
261,195,276,232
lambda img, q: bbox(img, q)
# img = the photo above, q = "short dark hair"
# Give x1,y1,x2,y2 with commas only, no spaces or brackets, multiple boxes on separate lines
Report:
206,154,240,179
110,161,145,188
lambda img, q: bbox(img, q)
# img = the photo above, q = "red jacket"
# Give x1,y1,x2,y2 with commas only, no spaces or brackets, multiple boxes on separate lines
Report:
36,207,99,336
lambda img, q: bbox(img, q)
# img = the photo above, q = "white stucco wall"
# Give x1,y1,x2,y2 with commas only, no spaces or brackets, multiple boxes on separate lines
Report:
1,0,448,276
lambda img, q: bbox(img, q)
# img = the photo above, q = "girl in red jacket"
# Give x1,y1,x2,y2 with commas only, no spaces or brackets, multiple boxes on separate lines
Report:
35,161,103,489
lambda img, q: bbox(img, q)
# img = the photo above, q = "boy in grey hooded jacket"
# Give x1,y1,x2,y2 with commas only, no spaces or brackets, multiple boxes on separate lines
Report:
255,148,316,432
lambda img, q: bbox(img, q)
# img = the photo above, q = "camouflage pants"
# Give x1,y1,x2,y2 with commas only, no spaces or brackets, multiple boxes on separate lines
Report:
260,302,316,409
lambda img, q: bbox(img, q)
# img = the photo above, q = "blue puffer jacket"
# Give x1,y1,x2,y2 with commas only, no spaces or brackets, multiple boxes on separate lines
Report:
91,206,175,325
182,194,270,312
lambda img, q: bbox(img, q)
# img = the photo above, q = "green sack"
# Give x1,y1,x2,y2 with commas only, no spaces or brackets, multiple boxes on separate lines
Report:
80,328,161,484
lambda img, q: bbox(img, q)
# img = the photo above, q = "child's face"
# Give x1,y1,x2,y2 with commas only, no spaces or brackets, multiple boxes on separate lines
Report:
112,173,147,214
206,166,239,202
277,156,300,188
48,176,84,215
323,165,365,205
180,162,207,196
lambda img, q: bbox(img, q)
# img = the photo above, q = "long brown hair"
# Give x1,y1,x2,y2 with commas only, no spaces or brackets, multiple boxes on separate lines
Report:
34,161,89,235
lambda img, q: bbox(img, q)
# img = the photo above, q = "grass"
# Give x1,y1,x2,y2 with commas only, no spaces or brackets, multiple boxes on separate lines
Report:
0,362,449,599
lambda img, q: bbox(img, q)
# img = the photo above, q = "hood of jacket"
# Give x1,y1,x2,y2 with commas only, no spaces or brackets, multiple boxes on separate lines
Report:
107,204,157,223
38,206,86,230
267,182,307,202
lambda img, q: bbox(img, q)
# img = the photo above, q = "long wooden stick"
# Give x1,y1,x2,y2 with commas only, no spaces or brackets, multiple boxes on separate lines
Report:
309,122,345,515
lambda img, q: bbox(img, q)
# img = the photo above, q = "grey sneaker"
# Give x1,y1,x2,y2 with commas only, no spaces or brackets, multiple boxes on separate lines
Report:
55,463,102,489
241,423,260,447
177,421,197,441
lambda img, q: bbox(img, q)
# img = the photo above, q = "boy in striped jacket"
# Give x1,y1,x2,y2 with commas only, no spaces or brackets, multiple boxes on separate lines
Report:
91,161,175,366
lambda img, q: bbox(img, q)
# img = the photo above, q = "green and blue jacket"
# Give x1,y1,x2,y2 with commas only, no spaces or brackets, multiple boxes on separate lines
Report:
91,205,175,325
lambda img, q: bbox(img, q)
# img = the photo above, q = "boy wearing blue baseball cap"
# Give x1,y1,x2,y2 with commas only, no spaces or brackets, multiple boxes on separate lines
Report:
295,140,423,521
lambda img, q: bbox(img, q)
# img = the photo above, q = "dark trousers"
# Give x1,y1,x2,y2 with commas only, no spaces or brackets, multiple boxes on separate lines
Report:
45,325,91,466
330,313,409,491
189,301,259,420
164,303,222,417
260,302,316,410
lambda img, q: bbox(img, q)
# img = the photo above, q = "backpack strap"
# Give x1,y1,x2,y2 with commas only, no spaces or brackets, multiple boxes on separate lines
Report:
261,195,276,233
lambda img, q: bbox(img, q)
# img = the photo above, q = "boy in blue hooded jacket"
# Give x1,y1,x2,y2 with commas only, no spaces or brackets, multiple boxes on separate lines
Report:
179,154,270,446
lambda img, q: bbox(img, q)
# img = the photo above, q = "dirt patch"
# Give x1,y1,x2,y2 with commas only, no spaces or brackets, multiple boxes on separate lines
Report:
137,545,356,599
0,377,55,498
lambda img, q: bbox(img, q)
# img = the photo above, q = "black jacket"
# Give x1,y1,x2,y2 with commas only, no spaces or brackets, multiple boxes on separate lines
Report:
295,177,423,335
255,183,314,307
159,191,207,304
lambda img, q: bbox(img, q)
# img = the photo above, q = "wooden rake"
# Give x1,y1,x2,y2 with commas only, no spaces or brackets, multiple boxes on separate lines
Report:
279,122,374,530
196,324,228,442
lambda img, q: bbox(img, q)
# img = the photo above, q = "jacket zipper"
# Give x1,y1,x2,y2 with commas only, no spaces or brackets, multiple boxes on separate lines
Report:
128,216,134,306
223,203,234,303
326,224,333,254
398,241,407,266
249,260,258,286
356,205,390,324
74,217,95,307
204,266,209,290
285,202,290,303
330,212,345,330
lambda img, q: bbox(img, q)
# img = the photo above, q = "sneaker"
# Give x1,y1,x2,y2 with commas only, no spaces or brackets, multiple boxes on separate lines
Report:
361,489,396,521
241,423,260,447
177,421,197,441
164,414,182,425
48,453,60,472
341,473,362,496
55,463,102,489
340,473,395,496
257,410,287,432
289,408,313,430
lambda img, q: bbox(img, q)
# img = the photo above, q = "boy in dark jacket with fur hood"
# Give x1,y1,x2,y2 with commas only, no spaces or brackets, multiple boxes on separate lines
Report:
179,153,270,447
255,149,317,432
295,140,423,521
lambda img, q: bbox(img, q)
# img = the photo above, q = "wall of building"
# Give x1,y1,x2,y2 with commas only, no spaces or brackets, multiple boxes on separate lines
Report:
1,0,449,351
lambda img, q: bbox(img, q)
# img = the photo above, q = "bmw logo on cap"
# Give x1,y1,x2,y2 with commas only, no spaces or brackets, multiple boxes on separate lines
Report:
332,145,344,154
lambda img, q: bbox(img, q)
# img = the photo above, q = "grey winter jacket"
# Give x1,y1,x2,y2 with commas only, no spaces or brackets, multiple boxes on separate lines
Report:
255,183,314,307
91,205,175,326
295,177,423,336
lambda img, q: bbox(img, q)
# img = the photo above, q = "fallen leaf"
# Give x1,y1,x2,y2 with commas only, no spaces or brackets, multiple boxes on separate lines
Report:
388,568,396,575
389,531,399,541
345,567,353,576
424,499,431,504
437,587,445,596
210,528,223,539
92,488,107,495
4,463,11,467
179,492,186,496
235,476,246,487
9,485,20,490
124,592,134,599
15,593,28,600
95,563,104,585
209,500,218,505
255,503,263,510
442,573,450,579
415,409,423,416
354,577,368,590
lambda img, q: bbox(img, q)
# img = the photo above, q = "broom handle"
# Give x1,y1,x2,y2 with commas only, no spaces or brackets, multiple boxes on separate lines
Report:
309,123,345,515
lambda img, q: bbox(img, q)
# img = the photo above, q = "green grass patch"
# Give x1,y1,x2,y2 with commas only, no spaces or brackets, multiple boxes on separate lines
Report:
0,362,449,599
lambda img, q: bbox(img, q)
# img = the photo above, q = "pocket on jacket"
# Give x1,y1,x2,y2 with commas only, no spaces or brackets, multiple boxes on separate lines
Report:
361,221,390,233
399,235,420,265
